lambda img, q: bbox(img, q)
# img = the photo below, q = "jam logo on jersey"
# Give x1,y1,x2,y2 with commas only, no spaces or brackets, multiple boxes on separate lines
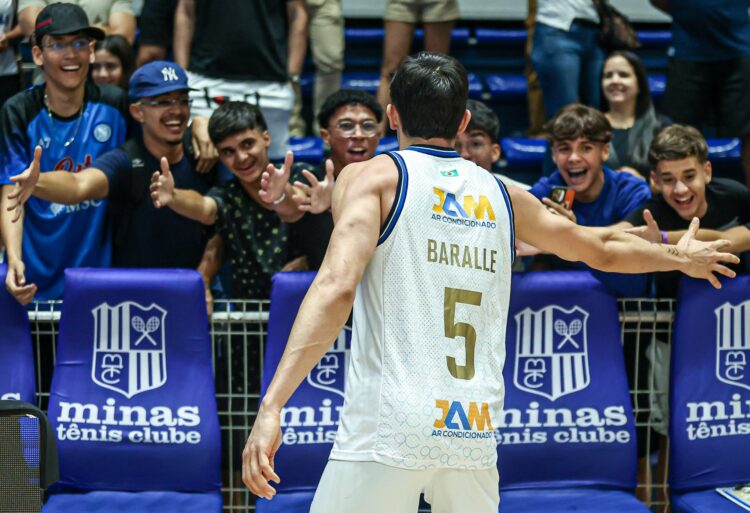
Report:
306,325,351,398
92,302,167,398
514,305,590,401
432,400,495,439
431,187,496,228
715,301,750,392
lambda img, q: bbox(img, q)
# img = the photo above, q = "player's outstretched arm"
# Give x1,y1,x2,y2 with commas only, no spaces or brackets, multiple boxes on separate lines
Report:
510,187,740,288
150,157,218,225
7,146,110,221
242,157,391,500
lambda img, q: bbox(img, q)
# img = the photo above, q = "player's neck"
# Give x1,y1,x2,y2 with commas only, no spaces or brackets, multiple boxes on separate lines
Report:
397,133,456,150
144,133,184,166
45,83,85,118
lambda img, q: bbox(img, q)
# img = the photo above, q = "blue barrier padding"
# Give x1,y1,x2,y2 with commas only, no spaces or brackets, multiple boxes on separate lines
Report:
0,263,36,404
290,137,324,165
414,27,470,44
43,491,222,513
672,489,747,513
669,276,750,492
499,272,637,491
375,136,399,155
341,72,380,94
485,74,528,99
255,491,315,513
475,28,527,44
501,489,651,513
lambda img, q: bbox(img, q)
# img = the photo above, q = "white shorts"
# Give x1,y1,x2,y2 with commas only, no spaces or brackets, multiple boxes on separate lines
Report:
310,460,499,513
186,71,294,161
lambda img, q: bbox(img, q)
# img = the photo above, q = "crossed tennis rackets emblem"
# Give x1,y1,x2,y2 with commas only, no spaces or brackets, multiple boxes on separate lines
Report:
132,315,161,346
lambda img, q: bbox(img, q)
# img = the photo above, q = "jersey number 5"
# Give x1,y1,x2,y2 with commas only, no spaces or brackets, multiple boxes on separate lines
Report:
444,287,482,380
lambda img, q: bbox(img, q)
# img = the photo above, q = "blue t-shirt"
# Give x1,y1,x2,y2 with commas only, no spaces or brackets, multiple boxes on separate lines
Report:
0,83,128,300
670,0,750,61
529,166,652,296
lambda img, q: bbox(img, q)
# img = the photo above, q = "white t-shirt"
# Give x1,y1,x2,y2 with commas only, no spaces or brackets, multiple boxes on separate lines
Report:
536,0,599,32
330,145,515,470
0,0,17,77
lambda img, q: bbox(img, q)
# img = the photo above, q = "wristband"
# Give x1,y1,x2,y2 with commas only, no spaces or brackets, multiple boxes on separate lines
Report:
660,230,668,244
272,192,286,205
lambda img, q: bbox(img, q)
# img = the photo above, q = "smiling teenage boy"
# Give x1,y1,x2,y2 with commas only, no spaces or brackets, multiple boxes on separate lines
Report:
528,104,652,296
623,124,750,297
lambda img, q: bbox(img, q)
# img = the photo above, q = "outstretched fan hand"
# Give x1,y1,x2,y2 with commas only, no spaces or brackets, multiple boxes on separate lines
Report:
293,158,335,214
150,157,175,208
260,150,294,204
7,145,43,223
678,217,741,289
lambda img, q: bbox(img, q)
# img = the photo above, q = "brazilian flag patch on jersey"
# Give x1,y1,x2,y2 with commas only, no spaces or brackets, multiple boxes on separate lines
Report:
441,169,459,177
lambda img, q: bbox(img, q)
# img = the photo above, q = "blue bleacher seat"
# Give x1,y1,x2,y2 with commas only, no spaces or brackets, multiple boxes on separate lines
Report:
468,72,484,99
498,272,649,513
257,271,350,513
44,269,222,513
485,74,528,100
341,71,380,94
345,27,470,46
648,74,666,99
375,136,399,155
636,30,672,47
290,137,324,165
669,276,750,513
475,28,527,45
0,263,36,404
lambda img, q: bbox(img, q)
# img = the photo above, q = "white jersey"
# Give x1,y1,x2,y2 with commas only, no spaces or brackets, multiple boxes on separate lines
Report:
330,145,515,470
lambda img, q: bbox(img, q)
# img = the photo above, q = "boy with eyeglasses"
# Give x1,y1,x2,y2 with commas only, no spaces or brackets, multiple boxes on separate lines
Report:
0,3,128,304
8,61,222,278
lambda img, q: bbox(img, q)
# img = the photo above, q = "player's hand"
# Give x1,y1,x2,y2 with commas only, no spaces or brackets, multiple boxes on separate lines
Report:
242,406,282,500
515,239,543,257
149,157,175,208
260,151,293,205
617,166,644,180
625,209,662,243
8,146,42,223
677,217,740,289
293,159,335,214
0,34,9,52
541,197,577,224
191,116,218,173
5,259,36,305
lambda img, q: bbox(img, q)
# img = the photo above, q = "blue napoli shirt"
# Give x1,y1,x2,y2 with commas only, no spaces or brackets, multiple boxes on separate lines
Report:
529,166,652,296
0,83,128,300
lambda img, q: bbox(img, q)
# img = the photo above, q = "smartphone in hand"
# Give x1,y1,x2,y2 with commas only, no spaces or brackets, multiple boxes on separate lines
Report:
549,186,575,210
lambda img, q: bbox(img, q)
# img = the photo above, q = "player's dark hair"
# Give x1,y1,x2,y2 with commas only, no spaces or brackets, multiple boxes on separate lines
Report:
601,51,652,118
208,101,268,145
390,52,468,139
95,35,135,88
648,124,708,167
546,104,612,144
317,89,383,129
466,99,500,141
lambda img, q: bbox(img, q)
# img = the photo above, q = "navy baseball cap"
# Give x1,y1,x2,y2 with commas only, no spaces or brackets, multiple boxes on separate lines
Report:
128,61,195,102
35,3,105,43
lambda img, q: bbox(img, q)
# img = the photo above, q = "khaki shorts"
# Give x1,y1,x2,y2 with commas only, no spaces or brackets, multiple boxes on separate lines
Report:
385,0,460,23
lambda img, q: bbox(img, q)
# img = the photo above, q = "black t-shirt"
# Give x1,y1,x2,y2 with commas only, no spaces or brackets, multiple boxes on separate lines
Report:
93,133,217,268
188,0,288,82
625,177,750,297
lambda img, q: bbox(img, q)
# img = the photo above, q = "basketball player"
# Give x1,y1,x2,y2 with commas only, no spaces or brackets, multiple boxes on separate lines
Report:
243,52,739,513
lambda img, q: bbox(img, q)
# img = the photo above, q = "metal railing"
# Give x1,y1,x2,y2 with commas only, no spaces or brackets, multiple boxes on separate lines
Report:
27,298,674,512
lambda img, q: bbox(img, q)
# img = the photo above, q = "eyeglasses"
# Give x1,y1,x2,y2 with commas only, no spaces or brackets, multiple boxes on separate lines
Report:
334,120,379,137
43,38,91,53
137,98,193,109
